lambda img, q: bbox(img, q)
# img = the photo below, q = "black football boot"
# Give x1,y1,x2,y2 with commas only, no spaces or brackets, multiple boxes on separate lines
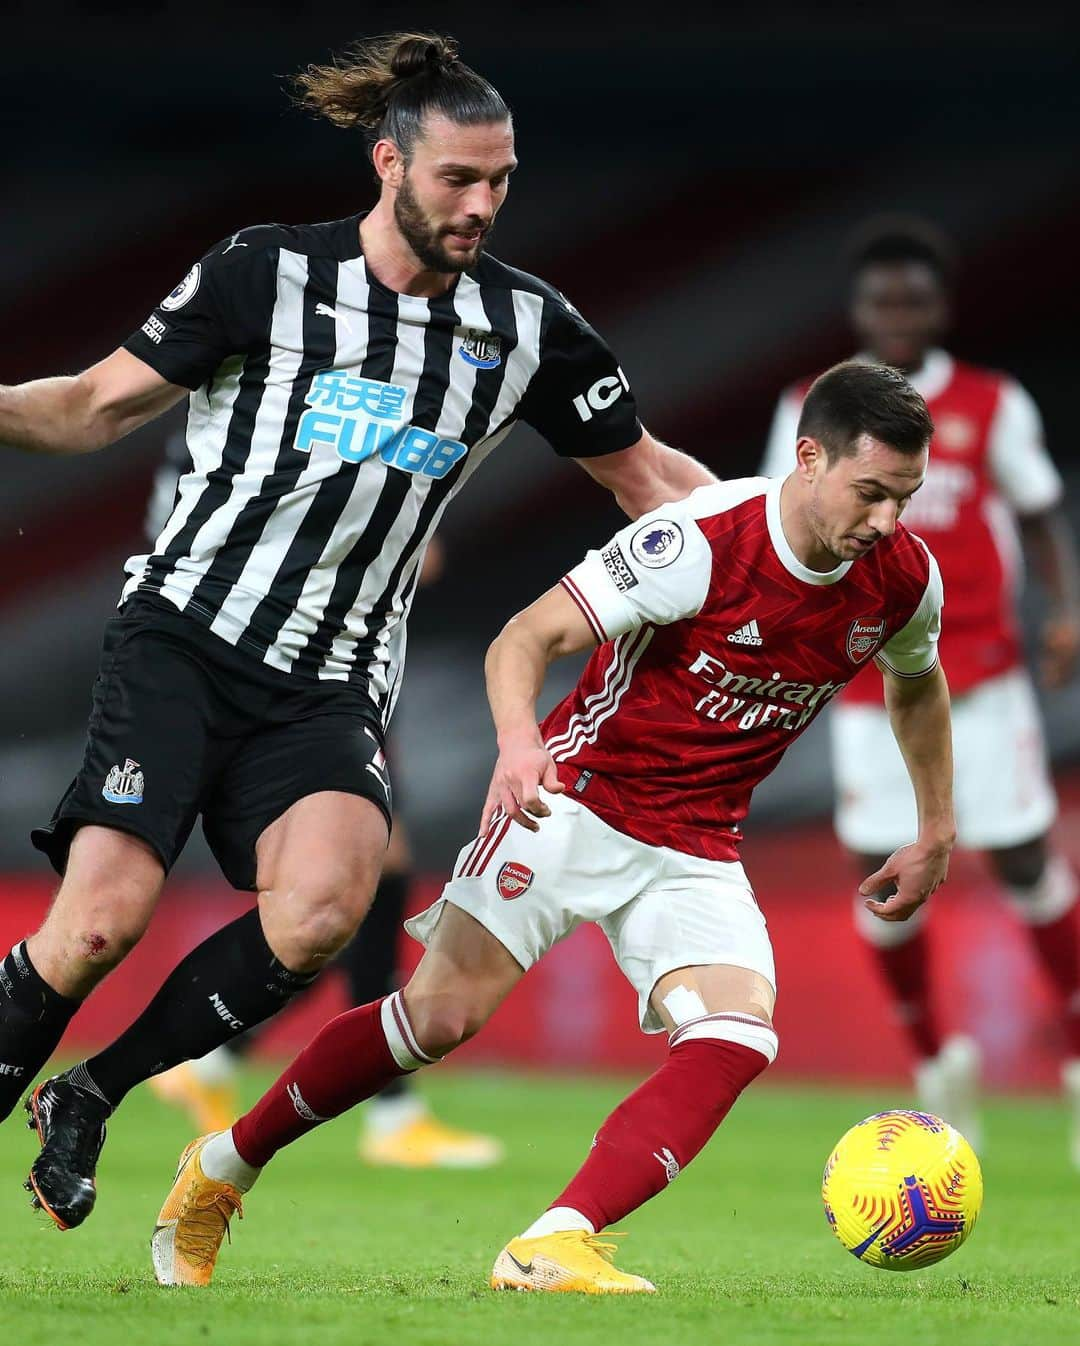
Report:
24,1074,110,1229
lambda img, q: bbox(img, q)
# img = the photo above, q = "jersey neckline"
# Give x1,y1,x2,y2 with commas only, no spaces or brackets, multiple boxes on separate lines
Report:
764,477,853,587
351,210,465,309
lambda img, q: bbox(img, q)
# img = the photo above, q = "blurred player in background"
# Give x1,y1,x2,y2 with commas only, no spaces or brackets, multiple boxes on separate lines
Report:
0,31,714,1232
762,217,1080,1155
146,427,500,1166
151,362,954,1292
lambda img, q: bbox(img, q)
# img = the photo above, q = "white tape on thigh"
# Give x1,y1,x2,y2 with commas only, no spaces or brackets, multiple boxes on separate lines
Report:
380,991,439,1071
669,1011,779,1064
661,985,709,1026
853,891,928,947
1006,853,1079,926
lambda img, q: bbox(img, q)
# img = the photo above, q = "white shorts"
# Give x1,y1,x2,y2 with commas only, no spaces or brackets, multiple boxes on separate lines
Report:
405,788,776,1034
832,667,1057,854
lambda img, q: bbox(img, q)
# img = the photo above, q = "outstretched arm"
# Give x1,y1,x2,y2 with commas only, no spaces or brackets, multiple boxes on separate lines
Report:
481,586,598,833
861,661,956,922
0,348,186,455
576,428,716,519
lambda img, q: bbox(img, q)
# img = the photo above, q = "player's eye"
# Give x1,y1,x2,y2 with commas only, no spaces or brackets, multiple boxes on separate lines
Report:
856,490,882,504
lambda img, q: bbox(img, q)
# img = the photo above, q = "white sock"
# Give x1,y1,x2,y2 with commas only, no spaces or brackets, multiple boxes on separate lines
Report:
519,1206,595,1240
200,1130,262,1194
365,1090,428,1138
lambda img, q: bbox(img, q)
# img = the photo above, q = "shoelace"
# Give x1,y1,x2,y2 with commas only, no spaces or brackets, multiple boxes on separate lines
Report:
175,1189,244,1268
558,1231,626,1264
585,1232,626,1264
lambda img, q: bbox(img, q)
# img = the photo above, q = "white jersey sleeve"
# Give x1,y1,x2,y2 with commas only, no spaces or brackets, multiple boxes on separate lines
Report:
988,379,1063,515
760,389,803,477
561,499,713,642
875,545,944,679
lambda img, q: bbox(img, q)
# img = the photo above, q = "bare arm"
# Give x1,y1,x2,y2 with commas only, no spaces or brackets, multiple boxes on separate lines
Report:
861,661,956,922
575,427,716,519
1020,505,1080,688
481,585,599,832
0,348,187,455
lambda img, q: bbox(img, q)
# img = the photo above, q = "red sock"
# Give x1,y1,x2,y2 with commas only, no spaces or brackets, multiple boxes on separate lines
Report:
1006,857,1080,1056
551,1028,773,1231
232,993,432,1167
864,925,941,1060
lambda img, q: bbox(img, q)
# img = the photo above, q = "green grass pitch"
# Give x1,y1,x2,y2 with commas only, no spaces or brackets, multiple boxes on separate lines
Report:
2,1070,1079,1345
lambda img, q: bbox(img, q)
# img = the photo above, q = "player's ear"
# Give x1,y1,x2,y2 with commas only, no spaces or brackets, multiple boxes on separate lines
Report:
794,436,823,480
372,138,406,188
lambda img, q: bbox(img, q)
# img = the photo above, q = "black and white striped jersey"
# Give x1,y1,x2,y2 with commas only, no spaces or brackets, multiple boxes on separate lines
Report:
122,214,641,722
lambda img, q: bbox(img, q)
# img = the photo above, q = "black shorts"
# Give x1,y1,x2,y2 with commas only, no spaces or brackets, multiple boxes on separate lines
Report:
32,595,392,891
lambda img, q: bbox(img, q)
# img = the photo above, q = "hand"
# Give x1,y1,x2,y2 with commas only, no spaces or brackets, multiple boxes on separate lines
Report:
860,837,953,922
480,733,565,834
1041,612,1080,689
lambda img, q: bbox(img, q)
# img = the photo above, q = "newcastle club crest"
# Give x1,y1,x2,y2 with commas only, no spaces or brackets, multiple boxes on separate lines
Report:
102,758,145,805
846,617,886,664
458,329,502,370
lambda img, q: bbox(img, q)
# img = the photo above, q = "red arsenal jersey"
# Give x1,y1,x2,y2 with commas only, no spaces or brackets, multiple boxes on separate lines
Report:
543,479,942,860
764,351,1062,701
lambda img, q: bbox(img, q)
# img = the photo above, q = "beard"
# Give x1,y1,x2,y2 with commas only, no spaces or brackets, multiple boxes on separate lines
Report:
393,175,490,274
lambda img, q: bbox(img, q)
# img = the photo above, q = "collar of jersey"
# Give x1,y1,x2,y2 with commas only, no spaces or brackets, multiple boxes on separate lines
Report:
765,477,853,587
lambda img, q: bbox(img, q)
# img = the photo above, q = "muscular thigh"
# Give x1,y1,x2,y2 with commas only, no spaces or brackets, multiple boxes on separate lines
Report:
256,790,389,915
403,904,525,1050
650,963,775,1033
203,701,393,893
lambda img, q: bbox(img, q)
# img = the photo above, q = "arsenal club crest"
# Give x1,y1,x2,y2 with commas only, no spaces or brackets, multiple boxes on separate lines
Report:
846,617,886,664
497,861,534,901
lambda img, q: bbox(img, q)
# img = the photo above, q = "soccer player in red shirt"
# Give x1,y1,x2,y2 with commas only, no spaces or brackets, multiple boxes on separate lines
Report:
151,361,955,1292
762,218,1080,1154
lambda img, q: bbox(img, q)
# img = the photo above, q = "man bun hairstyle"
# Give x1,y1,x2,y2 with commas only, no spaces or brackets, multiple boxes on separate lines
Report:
798,361,934,463
847,214,954,287
293,32,510,161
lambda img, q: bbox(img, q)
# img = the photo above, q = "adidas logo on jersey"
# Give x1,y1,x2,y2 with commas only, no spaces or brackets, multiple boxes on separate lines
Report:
727,620,763,647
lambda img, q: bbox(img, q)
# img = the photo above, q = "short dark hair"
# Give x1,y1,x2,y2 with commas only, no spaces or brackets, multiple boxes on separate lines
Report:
848,214,953,288
797,361,934,463
293,32,510,164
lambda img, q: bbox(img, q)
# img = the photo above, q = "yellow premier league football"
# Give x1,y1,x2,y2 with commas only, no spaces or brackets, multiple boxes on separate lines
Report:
821,1110,983,1270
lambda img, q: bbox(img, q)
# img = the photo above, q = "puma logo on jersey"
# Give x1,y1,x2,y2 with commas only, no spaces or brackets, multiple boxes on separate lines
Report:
727,620,763,646
315,302,353,334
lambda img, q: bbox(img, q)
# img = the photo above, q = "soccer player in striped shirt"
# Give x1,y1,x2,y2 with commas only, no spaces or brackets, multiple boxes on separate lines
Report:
151,361,955,1293
0,32,713,1229
144,427,500,1166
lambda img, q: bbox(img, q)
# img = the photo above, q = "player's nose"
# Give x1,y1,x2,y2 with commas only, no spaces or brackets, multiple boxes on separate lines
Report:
867,500,899,536
461,182,494,223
